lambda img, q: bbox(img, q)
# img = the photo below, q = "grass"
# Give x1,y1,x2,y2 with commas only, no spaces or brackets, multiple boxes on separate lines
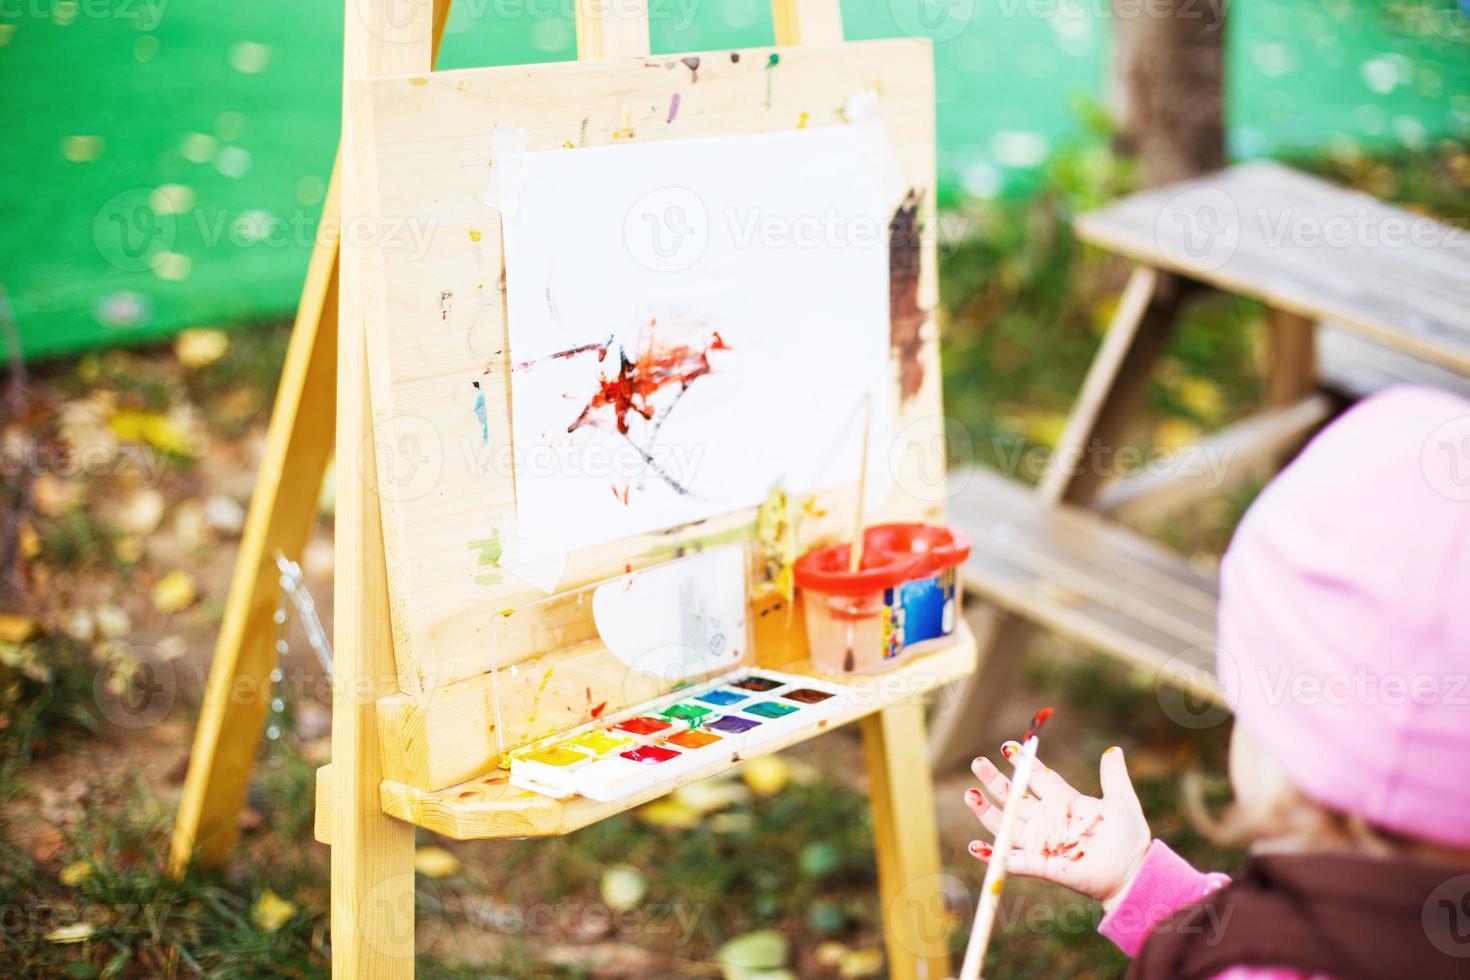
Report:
3,136,1467,977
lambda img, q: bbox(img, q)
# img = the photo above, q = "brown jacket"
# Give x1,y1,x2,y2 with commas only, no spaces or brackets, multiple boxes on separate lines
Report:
1128,853,1470,980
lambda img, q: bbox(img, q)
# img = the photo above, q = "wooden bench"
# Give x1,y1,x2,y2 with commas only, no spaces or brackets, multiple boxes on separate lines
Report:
932,161,1470,768
949,466,1218,702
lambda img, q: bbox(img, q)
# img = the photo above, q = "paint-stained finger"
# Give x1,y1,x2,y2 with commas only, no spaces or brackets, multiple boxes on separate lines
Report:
971,756,1014,805
1001,742,1081,803
967,843,1047,880
964,787,1006,837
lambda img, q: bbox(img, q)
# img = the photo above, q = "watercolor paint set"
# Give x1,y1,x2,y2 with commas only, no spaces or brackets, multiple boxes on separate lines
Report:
509,669,850,802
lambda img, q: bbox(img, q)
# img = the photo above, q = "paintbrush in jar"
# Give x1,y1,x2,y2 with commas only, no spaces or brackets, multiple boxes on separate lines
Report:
849,392,872,575
957,706,1055,980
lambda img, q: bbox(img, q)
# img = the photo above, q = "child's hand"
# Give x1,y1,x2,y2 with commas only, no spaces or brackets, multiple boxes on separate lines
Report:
964,745,1151,911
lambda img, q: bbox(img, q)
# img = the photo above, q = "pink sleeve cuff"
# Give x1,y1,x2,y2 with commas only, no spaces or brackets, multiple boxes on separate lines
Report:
1098,840,1232,958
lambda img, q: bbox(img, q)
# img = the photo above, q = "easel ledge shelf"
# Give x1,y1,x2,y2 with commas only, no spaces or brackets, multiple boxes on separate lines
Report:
315,623,977,843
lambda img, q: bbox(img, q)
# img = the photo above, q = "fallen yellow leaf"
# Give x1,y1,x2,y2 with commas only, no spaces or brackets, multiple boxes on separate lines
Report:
637,798,702,830
59,860,93,886
740,755,790,798
1172,377,1225,424
0,614,36,644
1153,419,1202,453
838,948,885,978
413,846,461,879
45,923,94,944
109,410,198,458
174,328,230,369
251,888,296,933
815,941,849,967
151,571,198,614
671,779,749,816
599,864,648,912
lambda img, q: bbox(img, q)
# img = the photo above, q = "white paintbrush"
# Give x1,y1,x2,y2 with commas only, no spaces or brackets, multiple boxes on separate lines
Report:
958,706,1054,980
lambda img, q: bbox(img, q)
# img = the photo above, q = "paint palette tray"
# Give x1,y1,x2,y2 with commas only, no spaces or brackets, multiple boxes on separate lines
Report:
508,669,852,802
313,624,976,843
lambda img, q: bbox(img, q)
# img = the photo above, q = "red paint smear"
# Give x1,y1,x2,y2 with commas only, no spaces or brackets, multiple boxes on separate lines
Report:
1025,706,1055,742
591,701,608,719
1039,839,1081,859
569,330,730,436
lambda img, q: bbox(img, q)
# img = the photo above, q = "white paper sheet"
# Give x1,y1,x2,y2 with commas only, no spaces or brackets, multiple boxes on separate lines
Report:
499,124,894,555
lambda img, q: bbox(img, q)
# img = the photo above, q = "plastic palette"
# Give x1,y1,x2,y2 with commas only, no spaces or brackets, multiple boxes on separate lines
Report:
508,669,851,802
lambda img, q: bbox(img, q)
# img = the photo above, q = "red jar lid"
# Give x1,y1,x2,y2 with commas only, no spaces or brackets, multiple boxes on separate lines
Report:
793,523,971,596
863,523,971,578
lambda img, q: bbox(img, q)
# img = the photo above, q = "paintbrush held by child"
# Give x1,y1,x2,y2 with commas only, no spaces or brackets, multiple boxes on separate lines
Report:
964,386,1470,979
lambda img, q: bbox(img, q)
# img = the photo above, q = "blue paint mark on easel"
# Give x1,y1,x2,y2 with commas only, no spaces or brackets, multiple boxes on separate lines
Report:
472,380,489,444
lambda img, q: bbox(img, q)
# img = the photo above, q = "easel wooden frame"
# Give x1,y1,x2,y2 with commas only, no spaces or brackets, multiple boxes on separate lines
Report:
171,2,958,976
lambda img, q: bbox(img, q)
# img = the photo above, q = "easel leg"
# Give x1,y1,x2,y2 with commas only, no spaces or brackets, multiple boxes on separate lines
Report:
169,180,341,875
864,702,952,980
329,341,416,976
171,0,455,876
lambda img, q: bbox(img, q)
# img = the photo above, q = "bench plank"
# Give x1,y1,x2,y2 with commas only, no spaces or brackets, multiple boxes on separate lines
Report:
948,467,1220,700
1076,161,1470,374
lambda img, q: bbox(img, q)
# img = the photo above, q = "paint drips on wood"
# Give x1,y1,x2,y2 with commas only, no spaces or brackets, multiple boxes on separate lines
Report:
889,188,926,400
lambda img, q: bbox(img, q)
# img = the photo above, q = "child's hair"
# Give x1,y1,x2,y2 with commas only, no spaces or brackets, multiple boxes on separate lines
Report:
1183,768,1415,859
1182,721,1470,870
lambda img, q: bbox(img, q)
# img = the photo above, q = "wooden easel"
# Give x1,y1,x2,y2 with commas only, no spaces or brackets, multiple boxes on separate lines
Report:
172,2,970,976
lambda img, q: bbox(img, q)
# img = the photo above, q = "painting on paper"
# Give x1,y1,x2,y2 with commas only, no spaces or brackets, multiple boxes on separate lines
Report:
498,124,896,557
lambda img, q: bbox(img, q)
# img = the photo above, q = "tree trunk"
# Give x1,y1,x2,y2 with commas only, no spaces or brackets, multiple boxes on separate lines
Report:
1111,0,1227,187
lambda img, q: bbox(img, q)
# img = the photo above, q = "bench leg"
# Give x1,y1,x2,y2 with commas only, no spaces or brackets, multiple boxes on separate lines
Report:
927,610,1032,773
1264,309,1318,407
864,701,952,980
1039,266,1192,506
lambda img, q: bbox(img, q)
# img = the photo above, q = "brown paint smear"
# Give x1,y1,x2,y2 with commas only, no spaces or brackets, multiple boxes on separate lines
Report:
889,189,926,400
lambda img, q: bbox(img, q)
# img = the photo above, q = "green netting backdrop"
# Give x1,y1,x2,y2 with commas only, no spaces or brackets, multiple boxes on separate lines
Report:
3,1,1467,359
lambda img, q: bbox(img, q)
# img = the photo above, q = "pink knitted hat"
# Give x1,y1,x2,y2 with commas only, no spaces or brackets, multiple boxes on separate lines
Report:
1219,385,1470,849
